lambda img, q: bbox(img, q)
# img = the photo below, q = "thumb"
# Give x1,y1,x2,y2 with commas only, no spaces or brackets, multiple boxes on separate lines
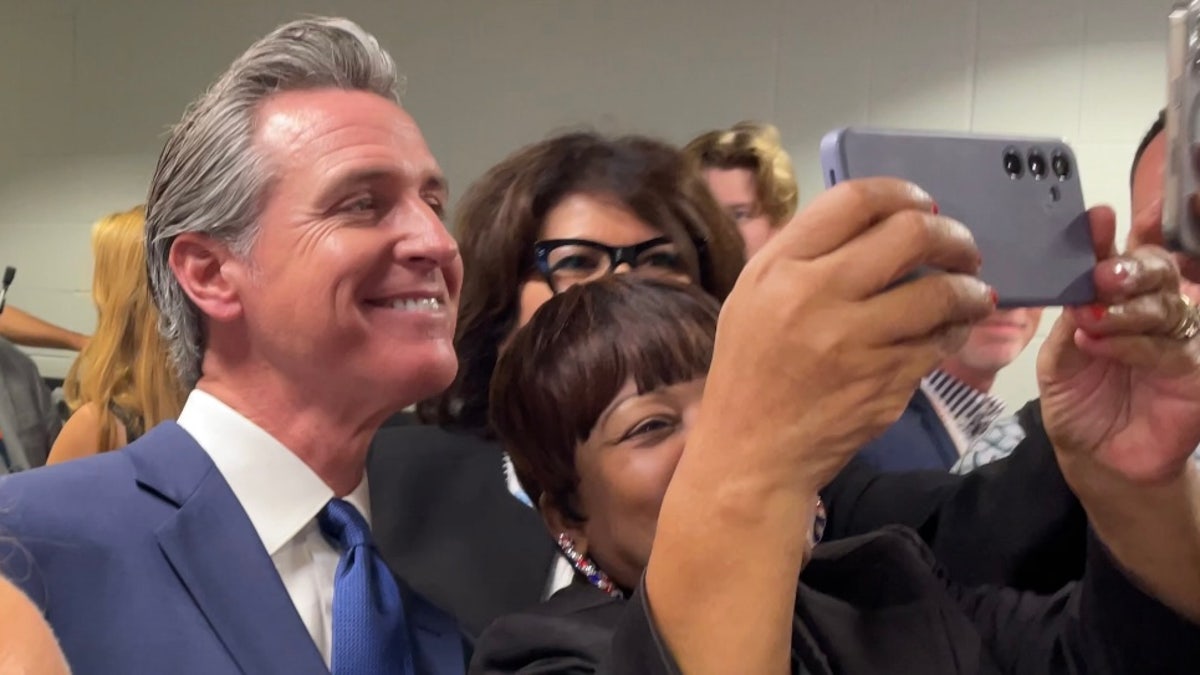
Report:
1089,205,1118,260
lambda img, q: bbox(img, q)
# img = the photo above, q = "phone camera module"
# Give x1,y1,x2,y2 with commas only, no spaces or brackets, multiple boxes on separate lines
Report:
1027,149,1047,180
1051,150,1072,181
1003,147,1024,179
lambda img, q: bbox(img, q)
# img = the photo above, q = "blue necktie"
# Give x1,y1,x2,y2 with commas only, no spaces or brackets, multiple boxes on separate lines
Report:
320,498,415,675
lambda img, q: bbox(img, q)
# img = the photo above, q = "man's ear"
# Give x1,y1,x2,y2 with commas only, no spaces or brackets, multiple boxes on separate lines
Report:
539,493,589,556
167,232,246,324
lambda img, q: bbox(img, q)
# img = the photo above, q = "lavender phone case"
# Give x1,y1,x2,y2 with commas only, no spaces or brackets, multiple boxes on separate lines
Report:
819,127,1095,307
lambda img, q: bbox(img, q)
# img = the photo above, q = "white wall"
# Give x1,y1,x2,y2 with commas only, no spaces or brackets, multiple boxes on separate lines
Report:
0,0,1175,410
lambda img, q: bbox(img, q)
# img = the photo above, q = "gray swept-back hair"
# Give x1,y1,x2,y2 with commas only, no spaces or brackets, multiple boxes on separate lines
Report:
145,17,403,388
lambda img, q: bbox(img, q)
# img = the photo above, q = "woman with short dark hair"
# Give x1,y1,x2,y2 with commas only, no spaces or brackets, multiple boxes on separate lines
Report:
475,274,1200,674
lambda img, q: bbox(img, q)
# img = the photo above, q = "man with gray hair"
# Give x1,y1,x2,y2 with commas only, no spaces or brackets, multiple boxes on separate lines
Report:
0,17,466,675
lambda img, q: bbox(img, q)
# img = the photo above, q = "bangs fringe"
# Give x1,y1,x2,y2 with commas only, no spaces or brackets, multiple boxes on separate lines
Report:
493,277,719,515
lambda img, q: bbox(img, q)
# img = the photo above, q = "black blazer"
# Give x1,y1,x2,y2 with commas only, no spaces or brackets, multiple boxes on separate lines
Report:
367,400,1084,639
470,526,1199,674
367,425,558,638
823,400,1086,593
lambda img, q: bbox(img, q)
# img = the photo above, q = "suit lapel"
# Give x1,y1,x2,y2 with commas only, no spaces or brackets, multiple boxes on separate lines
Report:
911,389,963,469
130,424,327,675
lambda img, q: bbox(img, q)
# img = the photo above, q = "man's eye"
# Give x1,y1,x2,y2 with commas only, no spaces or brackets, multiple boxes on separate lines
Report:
424,198,445,218
345,196,376,212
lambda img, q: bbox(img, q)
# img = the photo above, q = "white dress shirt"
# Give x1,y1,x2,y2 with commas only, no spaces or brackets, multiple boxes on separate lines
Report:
177,389,371,669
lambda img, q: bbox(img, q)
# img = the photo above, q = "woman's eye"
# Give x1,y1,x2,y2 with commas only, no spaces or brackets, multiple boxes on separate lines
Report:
554,255,601,272
622,417,676,441
640,252,684,270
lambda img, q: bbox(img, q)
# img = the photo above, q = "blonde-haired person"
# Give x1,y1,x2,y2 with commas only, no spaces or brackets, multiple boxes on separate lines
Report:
684,121,799,257
47,206,184,463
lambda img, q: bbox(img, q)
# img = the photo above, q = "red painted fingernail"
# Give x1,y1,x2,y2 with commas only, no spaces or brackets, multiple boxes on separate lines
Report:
931,201,940,215
1090,304,1107,320
989,288,998,306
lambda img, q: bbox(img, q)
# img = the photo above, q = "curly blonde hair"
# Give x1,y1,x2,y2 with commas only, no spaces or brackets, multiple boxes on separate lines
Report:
684,121,799,228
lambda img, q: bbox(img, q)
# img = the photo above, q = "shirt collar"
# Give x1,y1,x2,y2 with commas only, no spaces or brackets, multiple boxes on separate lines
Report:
502,453,534,507
921,369,1007,440
177,389,371,555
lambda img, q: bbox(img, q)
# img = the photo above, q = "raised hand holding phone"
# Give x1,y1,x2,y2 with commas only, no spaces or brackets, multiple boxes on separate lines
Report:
820,128,1096,308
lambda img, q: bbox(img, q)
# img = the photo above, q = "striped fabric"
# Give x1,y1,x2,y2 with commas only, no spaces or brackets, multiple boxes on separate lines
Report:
923,370,1008,442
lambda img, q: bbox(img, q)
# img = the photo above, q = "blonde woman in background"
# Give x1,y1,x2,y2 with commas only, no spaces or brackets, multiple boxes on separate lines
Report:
684,121,799,257
47,206,184,463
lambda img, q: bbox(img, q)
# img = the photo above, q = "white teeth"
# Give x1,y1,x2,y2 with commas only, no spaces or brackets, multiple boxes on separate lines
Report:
387,298,442,312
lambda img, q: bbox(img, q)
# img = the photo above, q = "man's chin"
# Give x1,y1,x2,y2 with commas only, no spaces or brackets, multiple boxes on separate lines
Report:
391,357,458,405
957,351,1019,377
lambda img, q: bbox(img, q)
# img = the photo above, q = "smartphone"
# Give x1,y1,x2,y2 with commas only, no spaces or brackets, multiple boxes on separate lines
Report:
819,127,1095,307
1164,2,1200,254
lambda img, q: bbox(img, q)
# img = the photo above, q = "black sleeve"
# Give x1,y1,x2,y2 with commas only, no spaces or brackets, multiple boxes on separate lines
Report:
39,378,62,456
947,531,1200,674
469,587,680,675
820,399,1087,592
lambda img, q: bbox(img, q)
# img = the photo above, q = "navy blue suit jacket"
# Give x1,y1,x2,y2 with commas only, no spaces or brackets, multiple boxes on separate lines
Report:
0,422,466,675
855,389,959,472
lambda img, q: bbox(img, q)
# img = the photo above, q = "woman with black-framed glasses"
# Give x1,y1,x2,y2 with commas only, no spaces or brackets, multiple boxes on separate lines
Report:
423,133,746,431
533,237,691,294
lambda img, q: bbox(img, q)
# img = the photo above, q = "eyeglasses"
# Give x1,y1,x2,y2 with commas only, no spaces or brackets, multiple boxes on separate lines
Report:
533,237,690,293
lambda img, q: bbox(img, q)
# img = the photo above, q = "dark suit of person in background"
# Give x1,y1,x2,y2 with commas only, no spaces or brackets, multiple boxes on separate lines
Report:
0,336,59,473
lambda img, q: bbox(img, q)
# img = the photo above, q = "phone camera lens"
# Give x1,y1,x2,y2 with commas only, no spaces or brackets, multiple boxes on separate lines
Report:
1051,150,1072,180
1027,149,1047,180
1003,147,1024,179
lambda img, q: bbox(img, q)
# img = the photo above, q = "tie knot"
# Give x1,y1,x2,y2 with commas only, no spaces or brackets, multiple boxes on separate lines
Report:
319,498,373,550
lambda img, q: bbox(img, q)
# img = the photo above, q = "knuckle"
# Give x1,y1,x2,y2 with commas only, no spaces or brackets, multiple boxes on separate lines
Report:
936,274,986,319
810,322,852,358
833,180,872,215
929,274,964,308
1160,294,1182,326
1136,251,1170,277
884,211,934,257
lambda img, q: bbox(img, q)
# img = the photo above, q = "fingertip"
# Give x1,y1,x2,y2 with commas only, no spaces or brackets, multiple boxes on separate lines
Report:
1087,203,1117,220
1088,206,1118,260
1073,327,1101,352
